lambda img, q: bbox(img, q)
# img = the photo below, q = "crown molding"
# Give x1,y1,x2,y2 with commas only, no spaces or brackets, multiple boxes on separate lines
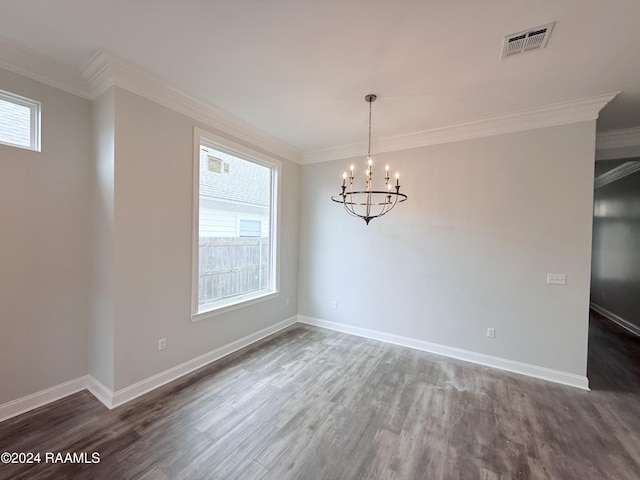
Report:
0,37,90,98
0,42,300,163
596,127,640,151
82,50,302,164
81,50,114,99
594,160,640,189
0,37,621,167
302,92,619,164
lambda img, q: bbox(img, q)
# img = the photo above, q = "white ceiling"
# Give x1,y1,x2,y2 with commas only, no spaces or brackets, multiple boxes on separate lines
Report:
0,1,639,155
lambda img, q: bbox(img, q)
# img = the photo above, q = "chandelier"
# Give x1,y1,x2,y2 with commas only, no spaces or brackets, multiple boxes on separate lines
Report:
331,94,407,225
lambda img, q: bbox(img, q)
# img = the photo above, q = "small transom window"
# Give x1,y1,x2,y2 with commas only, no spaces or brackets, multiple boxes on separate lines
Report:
0,89,41,151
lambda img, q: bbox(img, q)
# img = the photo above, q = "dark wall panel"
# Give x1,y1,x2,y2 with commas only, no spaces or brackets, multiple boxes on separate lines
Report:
591,166,640,330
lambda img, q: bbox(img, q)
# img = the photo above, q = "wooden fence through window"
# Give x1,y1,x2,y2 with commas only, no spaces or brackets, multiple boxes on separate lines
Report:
198,237,269,306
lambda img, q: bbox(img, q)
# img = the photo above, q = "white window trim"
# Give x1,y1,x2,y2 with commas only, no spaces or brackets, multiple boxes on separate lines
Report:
191,127,281,322
0,89,41,152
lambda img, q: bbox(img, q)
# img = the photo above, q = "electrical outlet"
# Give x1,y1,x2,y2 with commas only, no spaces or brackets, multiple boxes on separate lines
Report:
331,301,337,309
487,328,495,338
158,337,166,351
547,273,567,285
285,298,290,306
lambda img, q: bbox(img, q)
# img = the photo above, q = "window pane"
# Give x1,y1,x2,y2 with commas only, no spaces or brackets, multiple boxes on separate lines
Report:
0,97,32,149
197,145,273,311
239,219,261,237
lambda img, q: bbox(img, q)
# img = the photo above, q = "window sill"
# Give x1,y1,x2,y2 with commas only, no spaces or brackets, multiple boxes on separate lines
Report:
191,291,279,322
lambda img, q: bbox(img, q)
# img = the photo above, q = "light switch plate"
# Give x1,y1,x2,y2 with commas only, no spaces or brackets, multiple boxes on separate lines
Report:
547,273,567,285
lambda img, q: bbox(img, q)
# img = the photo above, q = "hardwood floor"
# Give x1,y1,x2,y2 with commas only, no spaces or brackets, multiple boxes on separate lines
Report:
1,312,639,479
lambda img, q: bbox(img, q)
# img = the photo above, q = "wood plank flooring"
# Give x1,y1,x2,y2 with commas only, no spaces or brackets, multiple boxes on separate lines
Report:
1,312,639,479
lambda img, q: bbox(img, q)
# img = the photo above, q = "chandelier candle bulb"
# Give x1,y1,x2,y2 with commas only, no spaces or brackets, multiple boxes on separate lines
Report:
331,94,408,225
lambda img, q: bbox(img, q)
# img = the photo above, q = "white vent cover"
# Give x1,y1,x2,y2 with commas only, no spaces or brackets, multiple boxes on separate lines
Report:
502,22,555,59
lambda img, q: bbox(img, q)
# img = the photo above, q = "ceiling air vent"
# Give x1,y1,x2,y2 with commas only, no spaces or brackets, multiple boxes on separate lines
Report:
502,22,555,59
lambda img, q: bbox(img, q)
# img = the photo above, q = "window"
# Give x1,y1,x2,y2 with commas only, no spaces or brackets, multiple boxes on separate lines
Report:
0,89,41,151
239,219,262,237
192,128,280,320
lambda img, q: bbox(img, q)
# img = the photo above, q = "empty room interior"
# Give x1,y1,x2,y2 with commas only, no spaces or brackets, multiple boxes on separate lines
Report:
1,1,640,479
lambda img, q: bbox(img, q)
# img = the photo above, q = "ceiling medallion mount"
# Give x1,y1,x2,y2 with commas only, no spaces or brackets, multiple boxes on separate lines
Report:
331,94,407,225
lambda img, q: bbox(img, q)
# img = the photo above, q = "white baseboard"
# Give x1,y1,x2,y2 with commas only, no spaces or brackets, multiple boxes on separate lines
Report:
87,376,114,409
591,303,640,337
107,315,298,408
2,311,593,423
0,316,298,421
298,315,590,391
0,375,91,423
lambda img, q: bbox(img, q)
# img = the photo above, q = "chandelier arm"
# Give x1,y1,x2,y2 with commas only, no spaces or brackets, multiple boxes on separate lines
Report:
377,200,393,217
375,195,396,218
342,191,360,218
343,202,358,217
344,200,367,220
331,191,407,206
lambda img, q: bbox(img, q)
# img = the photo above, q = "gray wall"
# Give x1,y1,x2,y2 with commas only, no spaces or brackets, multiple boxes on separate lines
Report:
1,73,299,404
0,68,92,404
591,164,640,330
109,88,299,390
0,64,598,404
299,122,596,376
89,87,115,390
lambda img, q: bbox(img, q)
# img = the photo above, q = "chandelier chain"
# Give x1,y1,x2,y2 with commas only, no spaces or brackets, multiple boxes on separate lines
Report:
368,98,372,158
